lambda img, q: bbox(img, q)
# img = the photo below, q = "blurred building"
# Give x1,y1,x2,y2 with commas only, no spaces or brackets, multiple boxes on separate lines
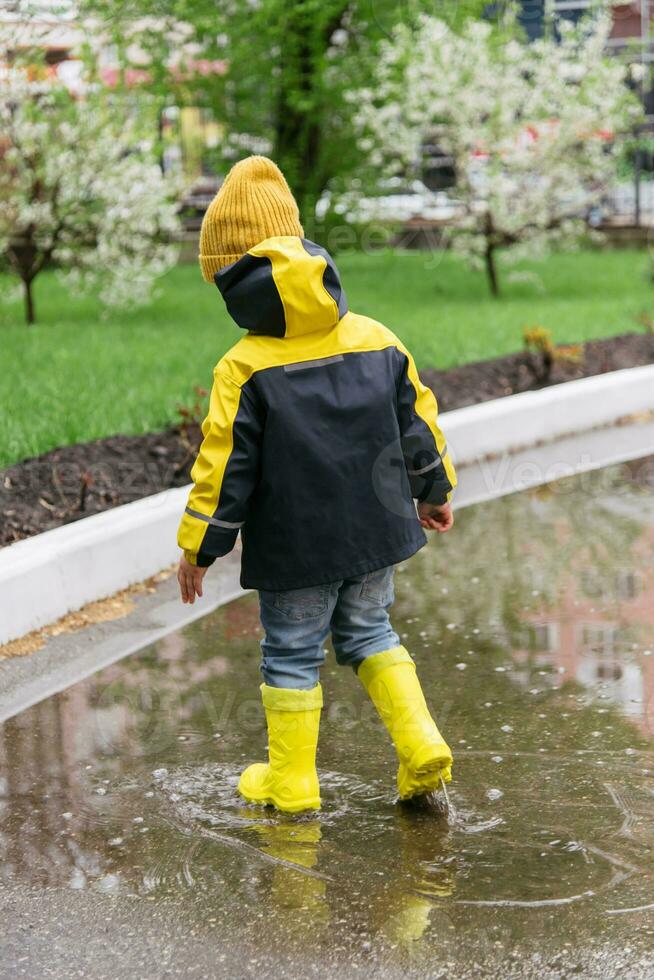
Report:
512,515,654,736
519,1,654,64
0,10,225,186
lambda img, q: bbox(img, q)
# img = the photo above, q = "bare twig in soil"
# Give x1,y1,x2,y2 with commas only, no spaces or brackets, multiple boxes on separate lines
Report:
78,471,95,512
50,464,69,507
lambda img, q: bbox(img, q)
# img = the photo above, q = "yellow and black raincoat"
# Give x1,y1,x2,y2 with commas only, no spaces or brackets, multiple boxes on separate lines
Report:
178,237,456,590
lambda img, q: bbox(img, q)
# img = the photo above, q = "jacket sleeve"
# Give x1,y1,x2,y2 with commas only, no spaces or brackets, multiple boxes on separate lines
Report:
394,346,457,505
177,370,263,567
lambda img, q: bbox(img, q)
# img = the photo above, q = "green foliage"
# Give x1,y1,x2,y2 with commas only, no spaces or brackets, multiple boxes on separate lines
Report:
0,248,650,468
78,0,487,230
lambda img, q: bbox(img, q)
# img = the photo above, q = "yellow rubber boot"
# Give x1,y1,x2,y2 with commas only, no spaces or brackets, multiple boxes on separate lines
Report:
238,684,322,813
358,647,452,799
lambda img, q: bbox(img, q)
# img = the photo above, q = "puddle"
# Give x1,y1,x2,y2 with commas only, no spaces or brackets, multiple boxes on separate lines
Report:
2,457,654,973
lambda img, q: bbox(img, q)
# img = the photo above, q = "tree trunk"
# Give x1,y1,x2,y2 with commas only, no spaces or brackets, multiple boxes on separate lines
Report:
272,8,343,239
23,276,35,325
483,213,500,297
275,142,323,238
9,236,40,324
484,243,499,297
274,93,324,237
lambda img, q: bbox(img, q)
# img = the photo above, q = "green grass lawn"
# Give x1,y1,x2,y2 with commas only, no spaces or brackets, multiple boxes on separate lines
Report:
1,248,652,468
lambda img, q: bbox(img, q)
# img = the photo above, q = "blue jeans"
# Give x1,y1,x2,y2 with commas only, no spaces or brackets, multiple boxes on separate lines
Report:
258,566,400,689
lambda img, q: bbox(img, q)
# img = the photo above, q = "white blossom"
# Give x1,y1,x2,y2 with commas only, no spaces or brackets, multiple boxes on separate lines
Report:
0,62,179,321
351,10,642,290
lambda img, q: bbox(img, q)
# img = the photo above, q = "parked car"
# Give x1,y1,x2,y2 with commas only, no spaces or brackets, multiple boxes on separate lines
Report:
316,178,464,223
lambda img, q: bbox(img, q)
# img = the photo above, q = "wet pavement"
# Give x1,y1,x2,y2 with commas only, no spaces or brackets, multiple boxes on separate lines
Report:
2,456,654,979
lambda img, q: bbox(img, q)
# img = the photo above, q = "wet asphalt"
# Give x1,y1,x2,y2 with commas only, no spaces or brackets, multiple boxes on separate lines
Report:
2,457,654,979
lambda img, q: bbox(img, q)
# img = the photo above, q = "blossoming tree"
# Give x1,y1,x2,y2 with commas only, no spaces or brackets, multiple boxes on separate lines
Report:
0,67,180,324
353,10,642,294
78,0,488,237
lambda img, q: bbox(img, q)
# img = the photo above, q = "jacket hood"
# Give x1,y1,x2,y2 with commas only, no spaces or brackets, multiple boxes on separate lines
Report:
214,236,348,338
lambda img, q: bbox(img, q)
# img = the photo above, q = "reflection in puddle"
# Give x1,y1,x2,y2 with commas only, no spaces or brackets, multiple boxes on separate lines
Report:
1,457,654,971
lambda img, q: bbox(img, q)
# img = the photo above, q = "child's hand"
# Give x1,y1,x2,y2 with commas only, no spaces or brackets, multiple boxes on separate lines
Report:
417,501,454,533
177,556,208,604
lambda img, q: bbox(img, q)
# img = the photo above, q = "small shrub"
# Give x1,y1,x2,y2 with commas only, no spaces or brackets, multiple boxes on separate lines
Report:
523,327,584,381
634,310,654,334
523,325,555,382
553,344,583,369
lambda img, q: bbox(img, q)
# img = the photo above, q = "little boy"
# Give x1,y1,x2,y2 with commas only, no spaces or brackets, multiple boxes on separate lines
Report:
177,156,456,813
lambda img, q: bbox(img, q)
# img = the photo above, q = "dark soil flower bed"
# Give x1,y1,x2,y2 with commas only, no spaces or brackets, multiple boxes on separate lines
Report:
420,331,654,411
2,332,652,547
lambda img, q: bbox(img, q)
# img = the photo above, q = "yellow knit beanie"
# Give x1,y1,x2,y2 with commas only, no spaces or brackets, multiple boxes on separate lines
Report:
199,155,304,282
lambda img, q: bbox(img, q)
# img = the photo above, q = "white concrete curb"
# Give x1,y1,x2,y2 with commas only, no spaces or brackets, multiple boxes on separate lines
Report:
2,364,654,645
442,364,654,466
0,486,190,644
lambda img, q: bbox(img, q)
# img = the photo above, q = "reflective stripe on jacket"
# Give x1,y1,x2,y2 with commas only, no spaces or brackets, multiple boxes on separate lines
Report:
177,236,457,591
